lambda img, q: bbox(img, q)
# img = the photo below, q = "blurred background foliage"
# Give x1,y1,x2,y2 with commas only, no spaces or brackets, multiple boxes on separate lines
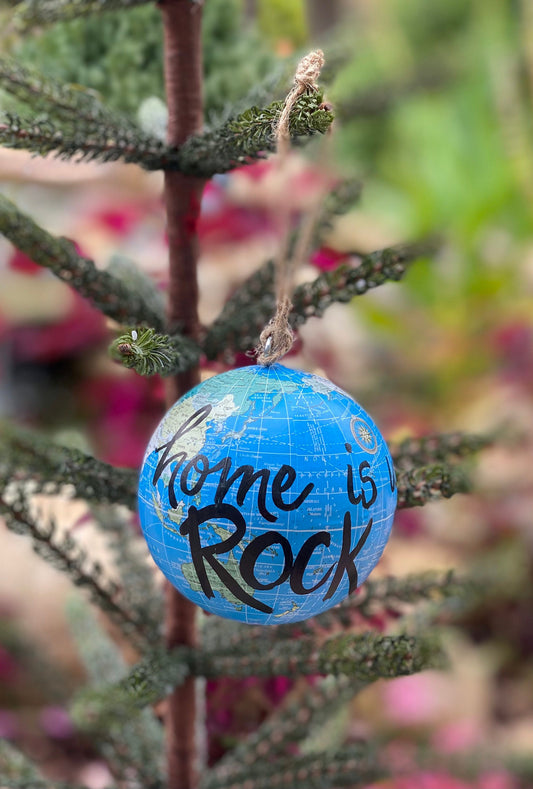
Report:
1,0,533,785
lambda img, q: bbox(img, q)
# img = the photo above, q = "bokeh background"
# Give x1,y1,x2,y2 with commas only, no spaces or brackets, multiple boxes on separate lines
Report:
1,1,532,787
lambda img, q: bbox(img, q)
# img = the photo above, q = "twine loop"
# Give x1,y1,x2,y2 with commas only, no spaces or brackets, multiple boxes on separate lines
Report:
257,49,326,367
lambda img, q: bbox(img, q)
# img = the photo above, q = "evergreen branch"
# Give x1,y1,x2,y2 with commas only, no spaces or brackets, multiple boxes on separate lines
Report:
203,241,434,359
170,89,334,177
0,57,139,133
13,0,151,29
0,195,165,329
201,744,382,789
0,111,170,169
312,178,363,246
391,430,494,470
0,741,43,784
203,260,275,360
110,327,201,377
0,422,137,509
201,569,464,650
0,782,95,789
290,240,436,326
396,463,471,508
0,92,332,174
0,487,150,650
67,597,164,786
91,505,163,639
210,676,366,782
74,632,442,730
72,645,190,731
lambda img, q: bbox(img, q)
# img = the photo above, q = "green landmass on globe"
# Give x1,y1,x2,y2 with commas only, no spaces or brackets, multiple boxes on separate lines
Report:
181,524,257,612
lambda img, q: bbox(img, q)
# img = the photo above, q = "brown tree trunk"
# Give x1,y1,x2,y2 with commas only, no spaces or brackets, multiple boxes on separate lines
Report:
159,1,205,788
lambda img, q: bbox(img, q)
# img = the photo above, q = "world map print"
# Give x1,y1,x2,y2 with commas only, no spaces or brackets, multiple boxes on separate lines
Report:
138,364,397,625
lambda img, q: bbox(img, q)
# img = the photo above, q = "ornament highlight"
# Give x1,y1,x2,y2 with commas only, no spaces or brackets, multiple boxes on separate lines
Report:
138,364,396,624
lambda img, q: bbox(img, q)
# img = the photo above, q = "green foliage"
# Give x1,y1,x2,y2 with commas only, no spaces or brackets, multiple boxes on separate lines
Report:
257,0,308,48
203,241,434,360
90,506,163,637
0,194,165,329
67,597,164,786
109,327,201,377
6,0,275,120
0,741,43,784
201,743,381,789
391,430,495,469
0,79,332,174
175,88,334,176
13,0,151,29
396,463,470,509
0,421,137,508
0,487,151,650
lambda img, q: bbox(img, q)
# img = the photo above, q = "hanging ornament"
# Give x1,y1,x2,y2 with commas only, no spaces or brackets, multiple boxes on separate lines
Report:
138,363,396,624
139,50,396,624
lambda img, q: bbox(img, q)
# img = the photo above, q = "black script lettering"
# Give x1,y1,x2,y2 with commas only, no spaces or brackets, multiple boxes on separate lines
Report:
180,454,225,496
168,451,188,508
386,456,396,492
359,461,377,508
347,459,377,510
290,533,334,594
323,513,373,600
152,405,212,486
179,503,272,614
214,461,276,523
272,464,314,512
240,532,293,591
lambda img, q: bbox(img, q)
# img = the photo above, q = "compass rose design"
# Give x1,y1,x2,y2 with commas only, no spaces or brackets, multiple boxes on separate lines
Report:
350,416,378,454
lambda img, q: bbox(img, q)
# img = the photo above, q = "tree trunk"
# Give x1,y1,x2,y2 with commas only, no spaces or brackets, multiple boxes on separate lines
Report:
159,2,205,788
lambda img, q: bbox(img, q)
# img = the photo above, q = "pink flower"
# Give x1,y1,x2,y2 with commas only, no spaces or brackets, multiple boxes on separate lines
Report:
310,247,349,271
40,706,74,739
383,673,447,725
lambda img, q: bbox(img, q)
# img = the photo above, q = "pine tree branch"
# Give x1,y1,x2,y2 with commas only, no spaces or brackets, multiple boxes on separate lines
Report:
67,597,165,787
73,631,442,731
0,487,151,650
0,742,43,784
202,260,275,360
396,463,471,508
0,195,165,330
203,241,434,359
209,676,366,782
391,431,494,470
0,57,141,133
0,782,96,789
290,240,437,326
0,422,138,509
91,506,164,637
172,89,334,177
12,0,151,29
312,178,363,247
0,111,170,169
0,94,333,174
201,569,464,650
201,744,382,789
110,327,201,376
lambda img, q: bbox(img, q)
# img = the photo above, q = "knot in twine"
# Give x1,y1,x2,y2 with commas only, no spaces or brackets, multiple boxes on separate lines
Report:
257,50,326,367
275,49,325,154
257,296,294,365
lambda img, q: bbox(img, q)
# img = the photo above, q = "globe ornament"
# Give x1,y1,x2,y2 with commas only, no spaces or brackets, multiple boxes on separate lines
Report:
138,364,397,625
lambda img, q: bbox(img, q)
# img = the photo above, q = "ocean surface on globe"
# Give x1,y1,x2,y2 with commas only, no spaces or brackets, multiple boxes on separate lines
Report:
138,364,397,625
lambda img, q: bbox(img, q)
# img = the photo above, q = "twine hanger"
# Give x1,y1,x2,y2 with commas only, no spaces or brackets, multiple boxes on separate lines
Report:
256,49,326,367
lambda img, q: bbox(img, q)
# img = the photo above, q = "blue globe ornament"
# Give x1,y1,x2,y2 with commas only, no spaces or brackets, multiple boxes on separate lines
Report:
138,364,397,625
